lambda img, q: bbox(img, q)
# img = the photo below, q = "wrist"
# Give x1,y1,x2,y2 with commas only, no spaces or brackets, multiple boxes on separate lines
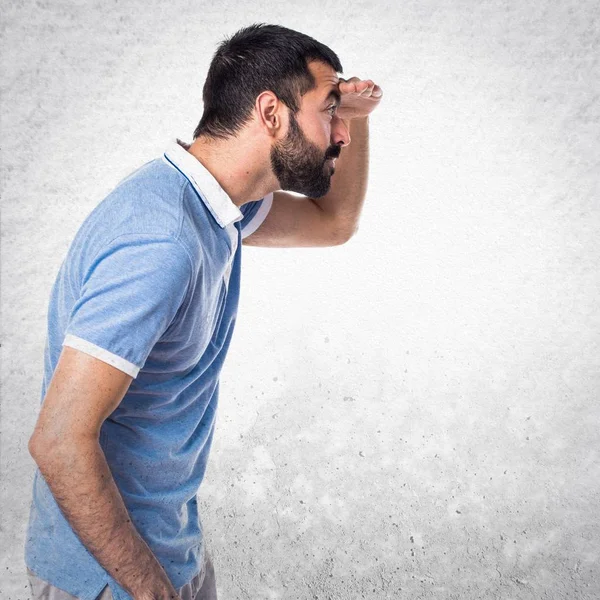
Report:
342,115,367,125
346,116,369,130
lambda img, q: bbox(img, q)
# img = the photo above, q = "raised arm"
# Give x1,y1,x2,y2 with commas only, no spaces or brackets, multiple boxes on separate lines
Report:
243,77,382,248
28,347,180,600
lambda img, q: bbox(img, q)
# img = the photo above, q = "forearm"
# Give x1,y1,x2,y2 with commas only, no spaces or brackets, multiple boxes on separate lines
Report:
314,116,369,239
30,436,178,600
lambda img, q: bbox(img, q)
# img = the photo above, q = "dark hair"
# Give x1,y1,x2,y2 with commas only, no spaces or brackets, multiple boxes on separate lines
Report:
193,23,343,140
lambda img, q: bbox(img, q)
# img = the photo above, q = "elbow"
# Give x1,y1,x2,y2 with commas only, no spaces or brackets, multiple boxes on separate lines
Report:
29,431,94,477
332,224,358,246
28,418,59,463
28,430,52,466
28,427,77,467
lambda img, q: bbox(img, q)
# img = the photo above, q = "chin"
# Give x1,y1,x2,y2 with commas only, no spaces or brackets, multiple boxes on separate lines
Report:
311,182,332,199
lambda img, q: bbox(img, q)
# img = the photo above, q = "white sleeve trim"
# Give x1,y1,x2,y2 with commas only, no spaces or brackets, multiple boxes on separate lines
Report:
241,192,274,240
63,334,140,378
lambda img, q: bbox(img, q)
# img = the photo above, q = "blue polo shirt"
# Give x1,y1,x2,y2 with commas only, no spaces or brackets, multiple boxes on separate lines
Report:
25,142,273,600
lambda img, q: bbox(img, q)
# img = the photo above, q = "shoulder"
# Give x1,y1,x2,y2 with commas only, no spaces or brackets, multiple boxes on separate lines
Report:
83,159,190,238
103,158,189,236
66,159,197,282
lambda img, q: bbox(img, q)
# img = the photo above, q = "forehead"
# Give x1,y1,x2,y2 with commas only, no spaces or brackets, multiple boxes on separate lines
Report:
305,60,340,101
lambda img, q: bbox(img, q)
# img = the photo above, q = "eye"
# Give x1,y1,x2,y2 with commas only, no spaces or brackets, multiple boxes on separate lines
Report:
327,105,337,116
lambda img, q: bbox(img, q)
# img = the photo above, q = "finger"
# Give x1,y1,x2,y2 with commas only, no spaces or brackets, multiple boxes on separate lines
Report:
347,81,366,95
363,82,375,94
358,81,375,96
339,77,361,92
340,80,359,93
360,81,381,98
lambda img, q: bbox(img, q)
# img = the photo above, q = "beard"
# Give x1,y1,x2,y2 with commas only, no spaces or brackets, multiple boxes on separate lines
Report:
270,111,341,198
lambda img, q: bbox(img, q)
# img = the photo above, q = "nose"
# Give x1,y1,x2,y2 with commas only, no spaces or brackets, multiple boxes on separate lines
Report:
331,115,351,147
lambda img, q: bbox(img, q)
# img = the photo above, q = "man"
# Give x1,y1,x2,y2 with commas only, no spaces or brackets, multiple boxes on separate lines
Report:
25,23,382,600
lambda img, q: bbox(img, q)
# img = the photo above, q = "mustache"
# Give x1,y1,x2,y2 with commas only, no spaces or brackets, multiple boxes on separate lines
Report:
324,145,342,161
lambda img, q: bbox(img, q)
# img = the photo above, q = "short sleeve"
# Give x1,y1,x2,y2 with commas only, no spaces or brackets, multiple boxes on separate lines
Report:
239,193,273,240
63,234,192,378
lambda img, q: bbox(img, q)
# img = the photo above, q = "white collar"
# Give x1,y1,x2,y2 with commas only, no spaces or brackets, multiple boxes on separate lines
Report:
163,141,243,228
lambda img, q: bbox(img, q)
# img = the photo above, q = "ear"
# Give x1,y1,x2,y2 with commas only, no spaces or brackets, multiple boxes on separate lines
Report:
255,91,286,137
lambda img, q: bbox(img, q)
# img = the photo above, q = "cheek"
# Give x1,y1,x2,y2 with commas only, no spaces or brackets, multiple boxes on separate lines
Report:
313,122,332,153
319,117,332,140
299,115,330,148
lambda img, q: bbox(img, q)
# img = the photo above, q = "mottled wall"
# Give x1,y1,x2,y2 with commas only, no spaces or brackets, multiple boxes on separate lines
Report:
1,1,599,598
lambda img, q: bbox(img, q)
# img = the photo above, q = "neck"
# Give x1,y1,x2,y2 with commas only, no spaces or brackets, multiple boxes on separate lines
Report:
183,132,278,207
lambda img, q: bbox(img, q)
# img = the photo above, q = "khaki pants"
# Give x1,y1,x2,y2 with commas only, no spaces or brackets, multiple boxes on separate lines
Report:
27,551,217,600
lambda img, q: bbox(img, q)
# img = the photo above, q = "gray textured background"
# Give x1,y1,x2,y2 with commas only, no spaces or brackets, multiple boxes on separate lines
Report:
1,1,599,598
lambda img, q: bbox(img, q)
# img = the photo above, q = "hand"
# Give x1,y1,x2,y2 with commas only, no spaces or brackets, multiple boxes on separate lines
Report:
336,77,383,121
